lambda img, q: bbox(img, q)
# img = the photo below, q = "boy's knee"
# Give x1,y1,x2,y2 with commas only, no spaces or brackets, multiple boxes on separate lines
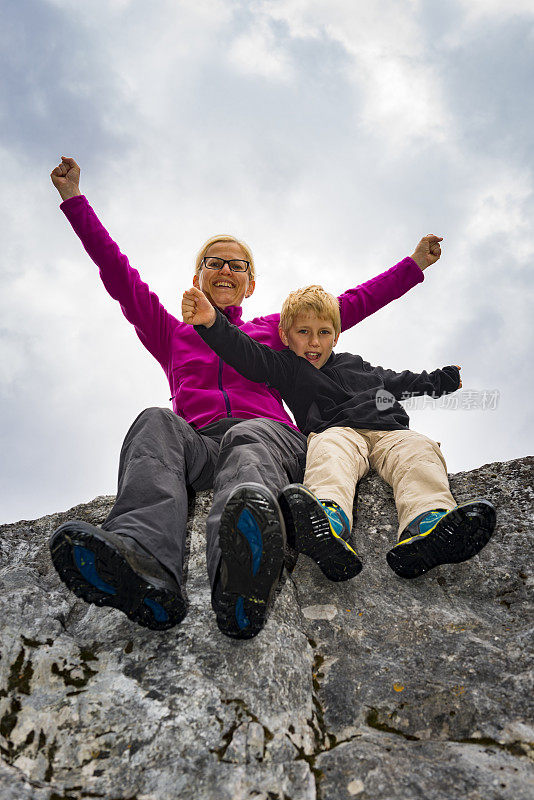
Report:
412,432,443,455
308,427,365,458
395,432,447,475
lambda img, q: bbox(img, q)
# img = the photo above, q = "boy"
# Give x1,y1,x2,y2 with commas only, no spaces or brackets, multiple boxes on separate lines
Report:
182,284,496,586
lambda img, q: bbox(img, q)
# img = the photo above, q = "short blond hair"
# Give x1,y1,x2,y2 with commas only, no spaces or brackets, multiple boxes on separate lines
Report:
280,285,341,337
195,235,256,280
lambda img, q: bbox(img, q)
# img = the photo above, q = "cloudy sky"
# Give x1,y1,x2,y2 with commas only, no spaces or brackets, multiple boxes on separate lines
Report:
1,0,533,524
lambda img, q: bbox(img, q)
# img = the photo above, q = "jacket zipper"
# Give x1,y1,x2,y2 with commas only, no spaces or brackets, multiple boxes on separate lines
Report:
218,357,232,417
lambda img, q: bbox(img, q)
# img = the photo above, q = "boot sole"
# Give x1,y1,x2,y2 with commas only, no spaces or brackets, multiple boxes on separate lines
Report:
279,484,362,582
386,500,497,579
50,521,187,631
216,484,285,640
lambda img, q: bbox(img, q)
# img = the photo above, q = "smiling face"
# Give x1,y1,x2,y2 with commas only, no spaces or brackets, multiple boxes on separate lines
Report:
279,312,340,369
193,240,255,310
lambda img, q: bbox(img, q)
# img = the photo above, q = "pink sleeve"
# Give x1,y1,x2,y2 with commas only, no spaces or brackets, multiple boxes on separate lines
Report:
338,257,424,332
61,195,179,368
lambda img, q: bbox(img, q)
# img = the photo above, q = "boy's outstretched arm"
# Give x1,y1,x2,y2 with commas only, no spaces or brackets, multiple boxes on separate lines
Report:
364,360,461,400
337,234,443,333
182,287,295,388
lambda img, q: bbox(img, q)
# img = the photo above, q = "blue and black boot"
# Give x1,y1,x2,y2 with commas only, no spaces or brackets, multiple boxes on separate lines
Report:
213,483,286,640
386,499,497,579
279,484,362,581
49,520,187,630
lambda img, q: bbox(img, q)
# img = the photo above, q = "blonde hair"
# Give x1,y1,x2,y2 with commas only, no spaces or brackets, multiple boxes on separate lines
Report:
195,235,256,280
280,285,341,337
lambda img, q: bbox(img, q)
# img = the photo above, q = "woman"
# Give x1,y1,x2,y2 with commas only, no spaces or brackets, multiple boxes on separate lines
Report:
48,156,441,639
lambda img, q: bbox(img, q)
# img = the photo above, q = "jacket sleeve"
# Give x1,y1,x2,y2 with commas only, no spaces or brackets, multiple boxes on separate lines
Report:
194,310,295,389
362,360,461,400
338,257,424,333
60,195,176,369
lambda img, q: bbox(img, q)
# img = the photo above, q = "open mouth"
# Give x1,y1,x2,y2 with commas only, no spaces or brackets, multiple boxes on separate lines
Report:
213,281,235,289
305,352,321,363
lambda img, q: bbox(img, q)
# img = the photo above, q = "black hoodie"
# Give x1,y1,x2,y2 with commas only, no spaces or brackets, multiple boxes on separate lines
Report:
195,310,460,436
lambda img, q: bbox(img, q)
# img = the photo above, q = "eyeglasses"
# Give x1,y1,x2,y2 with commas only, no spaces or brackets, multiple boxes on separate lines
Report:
201,257,250,273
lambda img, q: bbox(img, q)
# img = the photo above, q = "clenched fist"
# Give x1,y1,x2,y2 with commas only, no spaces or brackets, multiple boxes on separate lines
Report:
182,287,217,327
50,156,81,201
411,234,443,271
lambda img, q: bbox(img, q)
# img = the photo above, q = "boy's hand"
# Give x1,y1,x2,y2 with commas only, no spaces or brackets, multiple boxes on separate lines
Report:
411,234,443,271
50,157,82,201
182,287,217,327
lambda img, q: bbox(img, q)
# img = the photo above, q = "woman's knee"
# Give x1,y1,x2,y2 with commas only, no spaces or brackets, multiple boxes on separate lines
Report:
129,407,193,441
219,419,267,449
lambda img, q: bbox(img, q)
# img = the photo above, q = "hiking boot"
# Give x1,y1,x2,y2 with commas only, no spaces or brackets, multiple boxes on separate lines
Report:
49,520,187,630
214,483,286,640
386,499,497,579
279,484,362,582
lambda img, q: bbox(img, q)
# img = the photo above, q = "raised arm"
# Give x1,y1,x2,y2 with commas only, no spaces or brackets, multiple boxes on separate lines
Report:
50,157,175,368
363,359,461,400
338,235,443,332
182,287,294,388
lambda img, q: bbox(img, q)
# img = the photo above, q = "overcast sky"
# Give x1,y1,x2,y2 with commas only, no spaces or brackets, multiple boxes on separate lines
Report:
1,0,533,524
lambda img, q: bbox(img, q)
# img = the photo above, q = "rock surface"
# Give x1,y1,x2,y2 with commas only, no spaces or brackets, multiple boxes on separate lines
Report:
0,457,533,799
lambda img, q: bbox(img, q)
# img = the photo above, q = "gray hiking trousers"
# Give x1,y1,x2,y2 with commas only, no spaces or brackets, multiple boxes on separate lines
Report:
100,408,307,590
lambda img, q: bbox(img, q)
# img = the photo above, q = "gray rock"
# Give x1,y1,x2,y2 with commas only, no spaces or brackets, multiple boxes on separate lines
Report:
0,457,532,799
302,605,338,621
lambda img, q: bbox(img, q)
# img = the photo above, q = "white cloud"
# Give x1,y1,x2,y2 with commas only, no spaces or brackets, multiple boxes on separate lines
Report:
228,18,294,80
456,0,534,23
258,0,452,148
0,334,28,395
350,51,451,147
465,168,534,250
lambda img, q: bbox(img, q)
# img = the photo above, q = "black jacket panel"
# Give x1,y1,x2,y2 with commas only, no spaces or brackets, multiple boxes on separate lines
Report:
196,311,460,436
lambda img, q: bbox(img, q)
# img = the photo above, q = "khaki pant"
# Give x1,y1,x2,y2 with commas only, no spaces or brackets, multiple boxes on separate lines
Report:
303,427,456,539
